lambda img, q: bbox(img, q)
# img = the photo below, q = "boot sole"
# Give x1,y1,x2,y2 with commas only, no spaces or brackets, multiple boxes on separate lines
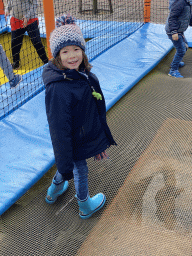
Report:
79,195,106,219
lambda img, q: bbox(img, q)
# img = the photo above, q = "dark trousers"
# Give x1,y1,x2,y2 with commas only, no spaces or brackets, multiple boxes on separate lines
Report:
168,34,187,71
11,20,48,65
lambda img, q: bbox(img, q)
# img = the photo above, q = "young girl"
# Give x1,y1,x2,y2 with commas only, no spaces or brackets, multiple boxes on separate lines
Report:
42,15,116,219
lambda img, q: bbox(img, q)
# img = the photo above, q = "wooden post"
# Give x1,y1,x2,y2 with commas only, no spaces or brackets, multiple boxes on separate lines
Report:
43,0,55,59
144,0,151,23
0,0,4,15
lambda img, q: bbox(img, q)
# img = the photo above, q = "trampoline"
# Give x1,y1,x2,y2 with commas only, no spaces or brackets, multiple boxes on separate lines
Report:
1,48,192,255
1,0,192,255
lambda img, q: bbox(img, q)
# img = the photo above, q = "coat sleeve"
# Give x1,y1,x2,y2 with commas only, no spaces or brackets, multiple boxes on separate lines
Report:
45,82,74,180
4,0,11,12
168,0,185,34
190,13,192,26
25,0,38,20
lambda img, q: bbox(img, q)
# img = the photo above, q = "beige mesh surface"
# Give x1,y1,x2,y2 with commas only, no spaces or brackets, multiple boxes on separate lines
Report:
0,48,192,255
77,118,192,255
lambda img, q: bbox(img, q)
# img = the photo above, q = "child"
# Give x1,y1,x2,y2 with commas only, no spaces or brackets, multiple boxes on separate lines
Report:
0,44,22,88
165,0,192,78
42,15,116,219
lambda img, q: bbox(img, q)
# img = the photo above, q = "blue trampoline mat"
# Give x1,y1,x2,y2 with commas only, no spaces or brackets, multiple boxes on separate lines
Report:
0,22,190,215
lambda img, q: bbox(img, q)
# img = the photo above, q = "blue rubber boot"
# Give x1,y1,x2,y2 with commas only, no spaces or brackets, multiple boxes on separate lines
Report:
77,193,106,219
45,180,69,204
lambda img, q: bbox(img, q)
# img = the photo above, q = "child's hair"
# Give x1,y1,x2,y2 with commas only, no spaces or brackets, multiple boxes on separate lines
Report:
51,50,92,72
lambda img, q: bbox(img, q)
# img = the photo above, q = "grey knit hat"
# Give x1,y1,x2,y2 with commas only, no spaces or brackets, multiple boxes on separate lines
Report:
50,14,86,58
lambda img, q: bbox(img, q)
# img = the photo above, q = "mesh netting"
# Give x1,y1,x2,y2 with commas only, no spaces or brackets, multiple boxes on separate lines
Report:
1,48,192,255
0,0,145,119
150,0,169,23
1,0,192,255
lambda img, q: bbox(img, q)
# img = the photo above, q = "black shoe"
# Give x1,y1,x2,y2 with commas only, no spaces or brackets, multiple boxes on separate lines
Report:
12,61,20,69
43,58,49,64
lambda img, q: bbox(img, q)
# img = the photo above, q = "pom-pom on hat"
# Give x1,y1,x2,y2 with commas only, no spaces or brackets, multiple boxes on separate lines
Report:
50,14,86,58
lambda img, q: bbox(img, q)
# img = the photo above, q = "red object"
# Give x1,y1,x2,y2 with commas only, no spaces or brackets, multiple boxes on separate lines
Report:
0,0,4,15
43,0,55,59
10,17,39,31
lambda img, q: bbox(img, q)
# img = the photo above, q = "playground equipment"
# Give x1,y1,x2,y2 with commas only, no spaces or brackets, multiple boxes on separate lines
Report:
1,0,192,255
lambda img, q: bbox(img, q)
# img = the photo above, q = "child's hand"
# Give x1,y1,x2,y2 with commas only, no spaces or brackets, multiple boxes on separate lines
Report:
23,17,28,27
172,33,178,41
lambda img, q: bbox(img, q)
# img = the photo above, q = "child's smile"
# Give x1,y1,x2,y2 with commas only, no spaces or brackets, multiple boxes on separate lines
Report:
60,45,83,70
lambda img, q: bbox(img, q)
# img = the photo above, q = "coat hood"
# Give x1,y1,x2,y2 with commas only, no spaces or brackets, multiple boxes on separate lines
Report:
42,61,64,87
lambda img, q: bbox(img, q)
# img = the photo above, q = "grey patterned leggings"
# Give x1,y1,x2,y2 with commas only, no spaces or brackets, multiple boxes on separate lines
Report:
0,44,14,81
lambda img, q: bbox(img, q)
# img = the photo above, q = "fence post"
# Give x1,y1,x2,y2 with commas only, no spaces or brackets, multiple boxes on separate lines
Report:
144,0,151,23
0,0,4,15
43,0,55,59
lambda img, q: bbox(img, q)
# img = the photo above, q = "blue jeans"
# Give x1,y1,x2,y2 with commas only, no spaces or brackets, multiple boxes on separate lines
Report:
168,34,186,71
54,159,89,201
0,44,14,81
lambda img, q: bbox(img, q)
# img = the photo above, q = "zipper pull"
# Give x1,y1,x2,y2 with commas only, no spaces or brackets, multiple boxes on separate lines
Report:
63,73,73,80
92,89,102,100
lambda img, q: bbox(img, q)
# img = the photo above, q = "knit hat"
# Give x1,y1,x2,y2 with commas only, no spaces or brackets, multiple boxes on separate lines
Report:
50,14,86,58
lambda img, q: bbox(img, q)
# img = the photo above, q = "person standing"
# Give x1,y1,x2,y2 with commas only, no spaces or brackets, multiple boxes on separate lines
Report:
5,0,49,69
165,0,192,78
42,14,117,219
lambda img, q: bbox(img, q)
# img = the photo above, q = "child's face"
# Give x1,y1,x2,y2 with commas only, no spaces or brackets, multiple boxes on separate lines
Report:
59,45,83,70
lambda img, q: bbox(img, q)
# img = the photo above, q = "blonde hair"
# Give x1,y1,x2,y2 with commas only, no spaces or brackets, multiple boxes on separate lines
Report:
51,50,92,72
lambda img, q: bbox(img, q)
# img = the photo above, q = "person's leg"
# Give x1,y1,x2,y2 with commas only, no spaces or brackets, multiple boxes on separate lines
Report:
168,34,186,74
73,159,106,219
27,21,48,64
0,44,14,81
45,159,88,205
11,28,25,68
73,160,89,201
0,44,22,88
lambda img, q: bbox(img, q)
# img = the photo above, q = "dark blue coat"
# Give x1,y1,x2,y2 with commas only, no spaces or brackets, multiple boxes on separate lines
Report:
165,0,192,34
42,61,116,180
